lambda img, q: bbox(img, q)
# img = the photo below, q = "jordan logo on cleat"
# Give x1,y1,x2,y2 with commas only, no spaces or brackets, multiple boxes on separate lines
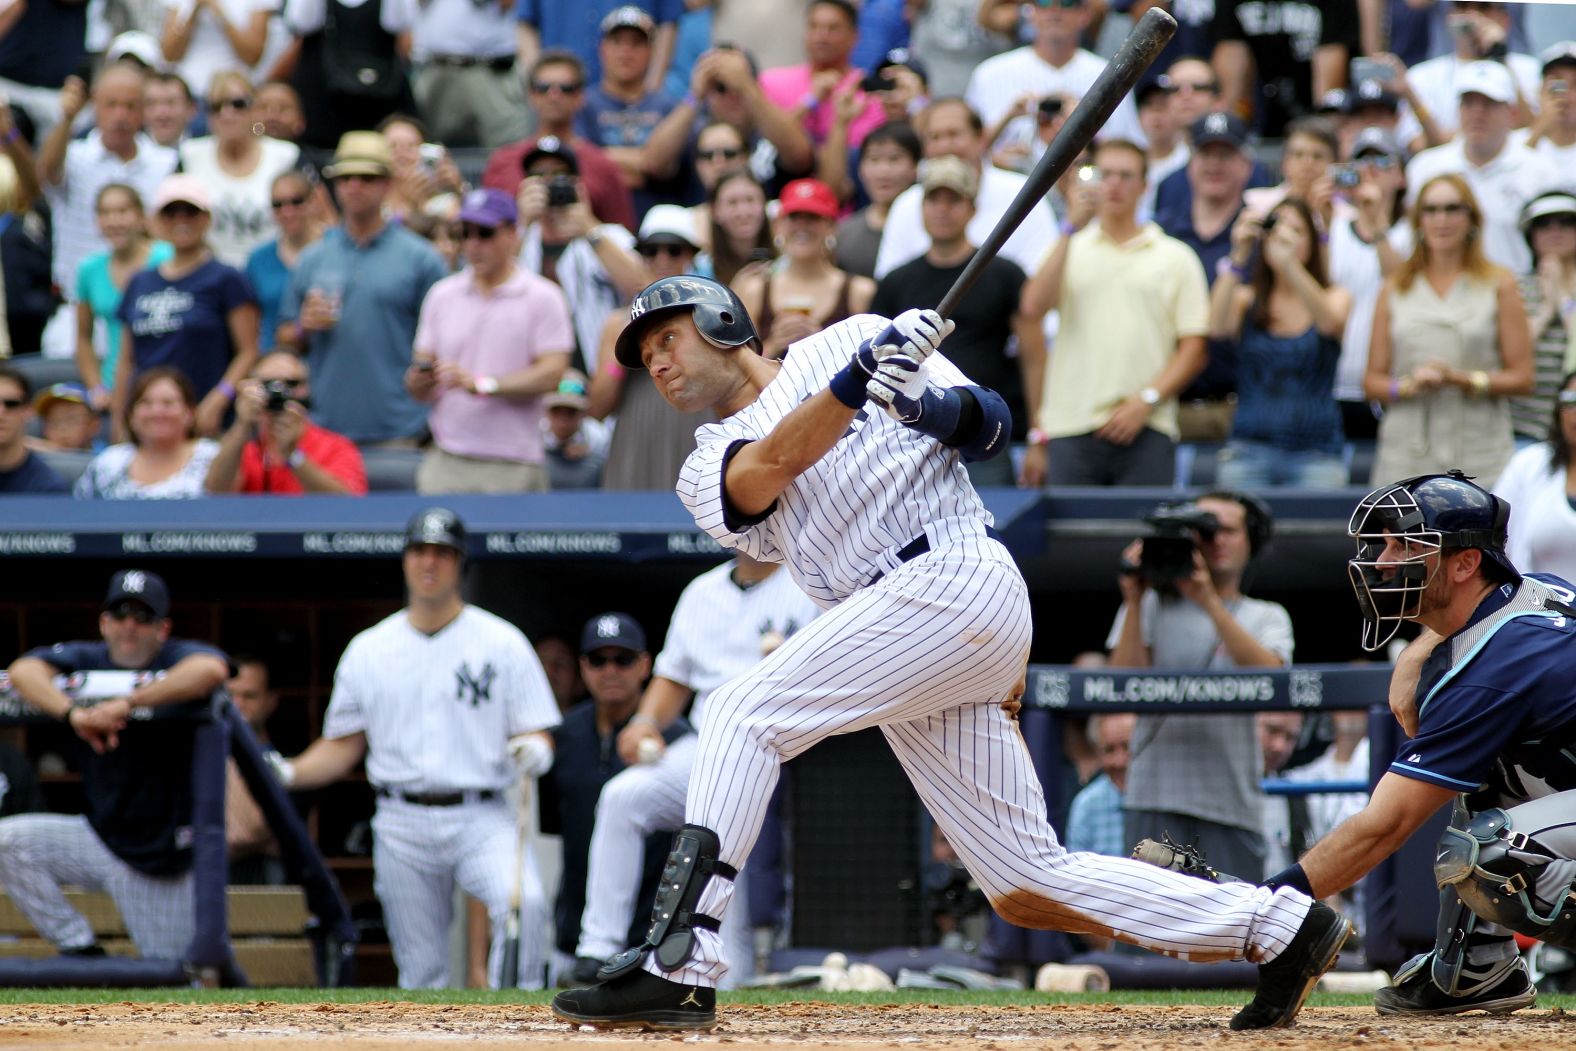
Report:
680,991,702,1008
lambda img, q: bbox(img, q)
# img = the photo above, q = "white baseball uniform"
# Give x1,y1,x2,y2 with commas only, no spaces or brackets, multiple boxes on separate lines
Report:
643,314,1318,988
575,561,820,983
323,604,560,989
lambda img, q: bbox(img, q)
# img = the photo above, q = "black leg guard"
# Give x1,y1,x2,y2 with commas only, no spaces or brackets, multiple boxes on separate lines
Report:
599,824,737,980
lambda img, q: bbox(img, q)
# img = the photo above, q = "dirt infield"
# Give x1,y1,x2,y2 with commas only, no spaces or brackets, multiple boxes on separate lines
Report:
0,1001,1572,1050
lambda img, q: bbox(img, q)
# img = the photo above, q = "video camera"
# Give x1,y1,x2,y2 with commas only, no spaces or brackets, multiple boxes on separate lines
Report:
1134,501,1220,588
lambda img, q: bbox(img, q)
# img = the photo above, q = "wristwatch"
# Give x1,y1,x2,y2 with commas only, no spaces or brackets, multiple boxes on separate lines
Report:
288,449,306,469
474,376,500,396
1138,387,1161,407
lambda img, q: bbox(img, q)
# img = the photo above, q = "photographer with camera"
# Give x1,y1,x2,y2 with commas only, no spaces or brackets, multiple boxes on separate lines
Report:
515,136,648,375
205,350,366,495
1107,491,1292,882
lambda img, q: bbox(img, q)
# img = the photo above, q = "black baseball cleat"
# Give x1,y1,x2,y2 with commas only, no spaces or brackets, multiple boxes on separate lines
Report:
1374,956,1535,1016
551,968,716,1030
1230,901,1353,1030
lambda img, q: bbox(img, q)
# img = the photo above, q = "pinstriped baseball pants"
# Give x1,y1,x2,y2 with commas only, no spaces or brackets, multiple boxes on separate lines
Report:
641,539,1316,988
0,813,194,958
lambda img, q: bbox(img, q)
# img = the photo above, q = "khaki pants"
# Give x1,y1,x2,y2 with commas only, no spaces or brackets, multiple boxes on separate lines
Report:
412,63,530,149
416,447,548,494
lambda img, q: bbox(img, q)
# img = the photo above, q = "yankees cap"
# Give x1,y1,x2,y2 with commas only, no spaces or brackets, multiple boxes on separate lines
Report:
103,569,170,619
580,611,646,654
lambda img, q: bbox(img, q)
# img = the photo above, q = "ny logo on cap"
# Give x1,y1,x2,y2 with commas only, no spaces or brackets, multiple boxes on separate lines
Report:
538,135,562,152
595,614,623,638
422,512,447,533
121,571,146,594
1204,113,1228,135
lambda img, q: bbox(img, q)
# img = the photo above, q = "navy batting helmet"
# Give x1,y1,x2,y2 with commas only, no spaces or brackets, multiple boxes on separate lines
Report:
613,276,759,370
405,506,467,556
1347,470,1518,651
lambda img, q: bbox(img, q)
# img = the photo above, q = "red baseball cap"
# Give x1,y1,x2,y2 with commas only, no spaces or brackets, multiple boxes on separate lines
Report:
778,178,839,219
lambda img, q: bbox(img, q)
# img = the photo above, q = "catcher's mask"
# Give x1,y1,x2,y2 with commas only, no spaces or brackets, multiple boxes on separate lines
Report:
1347,470,1517,651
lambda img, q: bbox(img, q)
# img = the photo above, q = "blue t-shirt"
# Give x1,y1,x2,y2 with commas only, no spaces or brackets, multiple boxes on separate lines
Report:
577,84,682,221
278,224,446,443
0,451,68,494
514,0,680,84
1230,321,1342,454
117,258,256,399
0,0,87,88
245,239,294,352
25,636,229,875
77,242,175,388
1394,575,1576,798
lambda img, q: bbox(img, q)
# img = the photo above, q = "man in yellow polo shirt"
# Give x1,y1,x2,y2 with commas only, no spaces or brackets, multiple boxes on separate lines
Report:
1020,138,1209,487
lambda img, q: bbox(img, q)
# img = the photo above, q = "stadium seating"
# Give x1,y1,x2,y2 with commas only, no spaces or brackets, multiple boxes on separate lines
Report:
360,447,424,491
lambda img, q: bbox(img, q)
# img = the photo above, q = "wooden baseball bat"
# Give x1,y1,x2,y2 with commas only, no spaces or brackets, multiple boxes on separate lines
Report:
934,7,1178,318
498,777,532,987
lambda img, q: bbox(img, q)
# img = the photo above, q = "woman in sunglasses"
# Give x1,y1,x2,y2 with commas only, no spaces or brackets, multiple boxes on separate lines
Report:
1510,192,1576,443
684,121,750,251
73,184,172,414
1328,126,1409,442
110,175,260,440
732,177,874,360
76,366,221,499
177,72,300,266
1493,371,1576,580
1364,173,1533,486
246,170,327,350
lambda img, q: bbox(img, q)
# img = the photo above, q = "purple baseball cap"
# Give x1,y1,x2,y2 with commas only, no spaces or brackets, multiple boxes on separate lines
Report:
457,188,518,229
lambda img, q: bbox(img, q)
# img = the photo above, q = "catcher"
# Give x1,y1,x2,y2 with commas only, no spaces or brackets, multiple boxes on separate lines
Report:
1137,471,1576,1015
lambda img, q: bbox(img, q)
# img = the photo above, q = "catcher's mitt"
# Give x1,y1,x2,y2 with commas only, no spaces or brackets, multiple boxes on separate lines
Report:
1129,833,1235,883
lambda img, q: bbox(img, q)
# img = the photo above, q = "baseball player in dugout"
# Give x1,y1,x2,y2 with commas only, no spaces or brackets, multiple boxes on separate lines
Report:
539,612,688,983
1268,471,1576,1016
1108,491,1292,882
551,276,1351,1032
270,508,562,989
1,570,229,960
570,553,820,987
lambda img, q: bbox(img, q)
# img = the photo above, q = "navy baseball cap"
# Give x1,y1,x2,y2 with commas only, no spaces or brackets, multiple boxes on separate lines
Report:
104,569,170,619
581,612,646,653
876,47,928,87
521,135,579,175
1135,73,1176,108
1192,111,1250,151
1347,79,1400,114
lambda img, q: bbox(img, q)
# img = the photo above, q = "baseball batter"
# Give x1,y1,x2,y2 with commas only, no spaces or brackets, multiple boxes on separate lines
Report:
551,276,1348,1032
573,554,821,986
273,508,561,989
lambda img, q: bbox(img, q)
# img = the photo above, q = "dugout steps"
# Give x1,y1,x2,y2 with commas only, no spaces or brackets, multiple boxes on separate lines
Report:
0,886,318,986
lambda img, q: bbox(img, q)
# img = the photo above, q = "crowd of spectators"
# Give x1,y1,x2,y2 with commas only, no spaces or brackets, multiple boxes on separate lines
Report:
0,0,1572,499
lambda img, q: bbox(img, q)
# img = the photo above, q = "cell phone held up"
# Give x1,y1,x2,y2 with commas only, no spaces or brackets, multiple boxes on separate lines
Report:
1036,96,1064,124
860,72,896,94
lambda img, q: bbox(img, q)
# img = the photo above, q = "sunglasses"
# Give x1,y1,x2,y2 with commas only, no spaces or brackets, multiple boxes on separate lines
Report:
461,223,500,240
1532,215,1576,230
106,603,157,624
1354,154,1398,170
1420,202,1468,217
584,651,639,668
531,81,582,95
637,243,691,258
208,96,252,113
697,147,742,162
160,202,203,218
334,173,386,185
271,194,308,209
0,397,25,410
1032,0,1085,7
1174,80,1221,94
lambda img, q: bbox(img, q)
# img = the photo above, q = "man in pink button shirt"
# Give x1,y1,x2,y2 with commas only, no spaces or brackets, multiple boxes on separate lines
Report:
405,188,574,493
758,0,885,150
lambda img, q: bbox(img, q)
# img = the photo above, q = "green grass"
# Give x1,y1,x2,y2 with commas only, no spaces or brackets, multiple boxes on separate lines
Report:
0,988,1571,1010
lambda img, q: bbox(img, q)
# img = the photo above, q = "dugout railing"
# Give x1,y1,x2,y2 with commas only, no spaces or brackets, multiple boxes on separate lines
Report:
0,675,358,988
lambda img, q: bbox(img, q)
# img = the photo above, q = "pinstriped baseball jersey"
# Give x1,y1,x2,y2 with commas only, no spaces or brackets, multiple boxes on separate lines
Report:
324,605,560,791
677,314,990,607
652,562,821,728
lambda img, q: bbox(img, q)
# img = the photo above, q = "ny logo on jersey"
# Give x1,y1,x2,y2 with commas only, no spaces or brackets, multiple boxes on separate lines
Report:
454,662,497,708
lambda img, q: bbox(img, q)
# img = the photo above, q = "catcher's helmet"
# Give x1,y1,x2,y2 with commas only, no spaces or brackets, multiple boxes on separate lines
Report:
613,276,759,370
1347,470,1518,651
405,506,467,556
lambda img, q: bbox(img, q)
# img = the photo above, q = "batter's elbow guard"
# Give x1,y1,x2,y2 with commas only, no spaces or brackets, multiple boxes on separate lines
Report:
952,386,1010,462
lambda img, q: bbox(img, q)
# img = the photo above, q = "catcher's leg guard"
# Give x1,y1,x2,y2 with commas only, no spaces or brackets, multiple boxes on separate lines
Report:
599,824,737,980
1427,887,1484,995
1436,805,1576,952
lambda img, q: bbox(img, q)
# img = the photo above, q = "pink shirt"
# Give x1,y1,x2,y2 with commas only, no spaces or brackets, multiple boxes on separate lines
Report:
758,65,886,149
415,266,574,464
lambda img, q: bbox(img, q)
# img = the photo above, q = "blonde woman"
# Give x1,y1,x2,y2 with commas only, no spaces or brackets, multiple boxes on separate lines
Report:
1364,173,1533,485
